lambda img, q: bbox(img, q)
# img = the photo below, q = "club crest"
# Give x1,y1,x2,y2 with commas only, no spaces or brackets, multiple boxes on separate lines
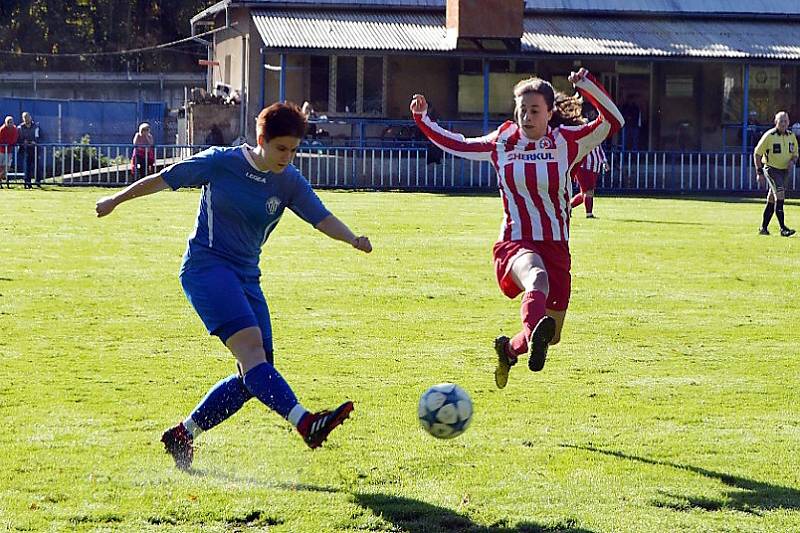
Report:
538,137,555,150
266,196,281,215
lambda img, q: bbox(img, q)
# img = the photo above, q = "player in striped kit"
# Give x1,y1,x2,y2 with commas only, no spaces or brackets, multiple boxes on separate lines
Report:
411,68,623,388
571,144,609,218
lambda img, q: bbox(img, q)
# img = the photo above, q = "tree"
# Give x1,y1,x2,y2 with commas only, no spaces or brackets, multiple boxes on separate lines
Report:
0,0,215,71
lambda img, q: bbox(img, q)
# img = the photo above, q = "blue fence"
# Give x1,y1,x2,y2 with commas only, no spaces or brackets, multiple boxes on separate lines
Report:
0,143,795,195
0,97,166,145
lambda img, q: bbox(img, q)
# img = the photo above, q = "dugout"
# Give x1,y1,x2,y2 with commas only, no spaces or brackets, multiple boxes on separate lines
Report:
192,0,800,153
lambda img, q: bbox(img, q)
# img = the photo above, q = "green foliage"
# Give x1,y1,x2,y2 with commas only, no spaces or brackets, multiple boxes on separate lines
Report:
51,135,127,177
0,0,217,71
1,190,799,532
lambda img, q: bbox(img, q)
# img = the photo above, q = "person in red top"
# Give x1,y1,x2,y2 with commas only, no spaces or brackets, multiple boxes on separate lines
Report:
131,122,156,182
411,68,623,388
571,144,609,218
0,116,19,188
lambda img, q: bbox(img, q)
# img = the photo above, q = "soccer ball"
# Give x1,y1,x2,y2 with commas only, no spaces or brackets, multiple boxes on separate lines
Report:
418,383,473,439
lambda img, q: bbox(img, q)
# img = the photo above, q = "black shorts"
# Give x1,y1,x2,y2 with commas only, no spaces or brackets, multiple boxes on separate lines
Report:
765,167,787,195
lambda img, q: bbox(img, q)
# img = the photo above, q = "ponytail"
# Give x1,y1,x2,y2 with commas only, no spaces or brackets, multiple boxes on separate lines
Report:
550,92,586,128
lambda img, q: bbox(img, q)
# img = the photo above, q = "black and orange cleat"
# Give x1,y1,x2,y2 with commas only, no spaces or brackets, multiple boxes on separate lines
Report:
161,423,194,470
297,401,354,449
528,316,556,372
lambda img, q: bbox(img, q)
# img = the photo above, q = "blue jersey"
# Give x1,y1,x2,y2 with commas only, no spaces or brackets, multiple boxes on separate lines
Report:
161,146,331,278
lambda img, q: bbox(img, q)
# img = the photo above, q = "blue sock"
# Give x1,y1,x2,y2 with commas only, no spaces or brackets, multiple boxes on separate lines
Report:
242,362,304,421
184,374,253,437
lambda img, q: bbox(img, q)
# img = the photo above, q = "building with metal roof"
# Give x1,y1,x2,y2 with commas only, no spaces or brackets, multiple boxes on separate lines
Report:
192,0,800,151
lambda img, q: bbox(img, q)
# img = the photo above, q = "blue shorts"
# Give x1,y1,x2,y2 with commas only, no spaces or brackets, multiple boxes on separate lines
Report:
180,263,273,353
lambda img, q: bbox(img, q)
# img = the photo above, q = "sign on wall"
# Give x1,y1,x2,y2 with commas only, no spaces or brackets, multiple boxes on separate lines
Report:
748,67,780,90
665,76,694,98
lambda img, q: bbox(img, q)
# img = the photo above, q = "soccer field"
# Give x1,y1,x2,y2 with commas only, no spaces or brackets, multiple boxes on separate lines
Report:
1,188,799,532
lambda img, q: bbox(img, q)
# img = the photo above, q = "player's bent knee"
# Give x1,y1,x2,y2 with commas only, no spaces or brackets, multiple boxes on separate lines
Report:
531,269,549,295
225,327,268,372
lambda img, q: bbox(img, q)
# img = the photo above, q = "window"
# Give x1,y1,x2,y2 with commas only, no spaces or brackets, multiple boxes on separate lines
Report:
489,60,510,73
722,65,742,123
458,73,519,115
309,56,330,112
363,57,384,114
336,57,358,113
515,60,536,74
749,66,795,124
461,59,482,74
308,55,386,115
722,65,797,125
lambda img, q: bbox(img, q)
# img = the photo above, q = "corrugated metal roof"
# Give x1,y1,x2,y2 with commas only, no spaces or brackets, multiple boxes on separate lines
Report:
246,0,443,6
240,0,799,16
523,17,800,58
252,10,449,51
526,0,798,16
252,10,800,59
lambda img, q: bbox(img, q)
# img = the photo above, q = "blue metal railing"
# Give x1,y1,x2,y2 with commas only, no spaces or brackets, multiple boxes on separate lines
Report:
0,142,796,194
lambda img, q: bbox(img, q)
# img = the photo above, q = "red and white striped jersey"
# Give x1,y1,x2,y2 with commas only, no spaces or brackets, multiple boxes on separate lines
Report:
414,74,623,242
578,145,607,174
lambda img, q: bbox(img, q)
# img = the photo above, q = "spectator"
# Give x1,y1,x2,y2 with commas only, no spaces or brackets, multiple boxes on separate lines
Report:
301,101,318,139
204,124,225,146
0,116,18,188
17,112,40,189
301,101,317,119
131,122,155,182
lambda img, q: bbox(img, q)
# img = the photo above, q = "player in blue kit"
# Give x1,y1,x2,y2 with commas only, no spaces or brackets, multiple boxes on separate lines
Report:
95,102,372,470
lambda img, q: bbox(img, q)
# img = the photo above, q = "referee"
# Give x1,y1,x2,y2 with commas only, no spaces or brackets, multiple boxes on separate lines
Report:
754,111,798,237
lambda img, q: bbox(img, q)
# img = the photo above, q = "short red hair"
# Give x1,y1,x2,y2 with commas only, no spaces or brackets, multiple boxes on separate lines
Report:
256,101,307,143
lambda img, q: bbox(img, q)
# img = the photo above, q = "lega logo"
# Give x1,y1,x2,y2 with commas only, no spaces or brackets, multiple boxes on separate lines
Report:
790,142,796,153
266,196,281,215
538,138,555,149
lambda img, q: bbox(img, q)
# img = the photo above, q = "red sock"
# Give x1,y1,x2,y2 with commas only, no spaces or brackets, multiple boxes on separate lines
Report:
585,196,594,214
570,193,584,208
509,290,547,356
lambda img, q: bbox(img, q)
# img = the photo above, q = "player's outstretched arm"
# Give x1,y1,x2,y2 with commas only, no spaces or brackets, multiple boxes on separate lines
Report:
410,94,496,162
315,214,372,253
570,68,624,136
95,173,170,217
561,69,624,168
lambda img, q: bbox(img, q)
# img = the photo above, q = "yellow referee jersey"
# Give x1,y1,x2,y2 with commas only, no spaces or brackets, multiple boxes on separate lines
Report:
754,128,798,170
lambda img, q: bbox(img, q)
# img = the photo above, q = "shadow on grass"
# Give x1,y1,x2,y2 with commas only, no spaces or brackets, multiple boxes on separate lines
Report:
353,493,595,533
563,444,800,514
187,468,339,493
607,218,706,227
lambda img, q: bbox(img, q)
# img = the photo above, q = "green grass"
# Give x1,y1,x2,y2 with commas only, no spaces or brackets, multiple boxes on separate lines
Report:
1,187,799,532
